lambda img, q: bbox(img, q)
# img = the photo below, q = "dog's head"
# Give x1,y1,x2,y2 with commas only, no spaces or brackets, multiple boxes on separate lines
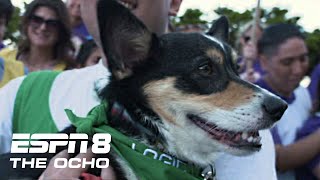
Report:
97,0,287,166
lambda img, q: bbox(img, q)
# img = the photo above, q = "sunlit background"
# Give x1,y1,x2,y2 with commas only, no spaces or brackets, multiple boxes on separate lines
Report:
12,0,320,32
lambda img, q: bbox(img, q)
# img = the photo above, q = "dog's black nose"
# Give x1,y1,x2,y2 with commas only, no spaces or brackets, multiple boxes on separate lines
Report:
262,96,288,121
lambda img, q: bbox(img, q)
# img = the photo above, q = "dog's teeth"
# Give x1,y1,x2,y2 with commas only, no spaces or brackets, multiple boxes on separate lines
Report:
256,136,261,142
118,1,134,9
241,132,248,140
252,138,258,143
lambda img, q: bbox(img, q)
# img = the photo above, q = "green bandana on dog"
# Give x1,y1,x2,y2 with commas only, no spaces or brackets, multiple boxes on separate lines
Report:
65,103,204,180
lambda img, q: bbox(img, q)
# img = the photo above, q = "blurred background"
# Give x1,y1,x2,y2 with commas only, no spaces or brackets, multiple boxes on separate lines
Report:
9,0,320,75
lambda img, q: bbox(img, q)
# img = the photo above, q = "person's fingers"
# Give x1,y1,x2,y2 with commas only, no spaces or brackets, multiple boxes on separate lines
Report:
52,149,70,160
66,147,95,177
38,150,70,179
40,148,96,179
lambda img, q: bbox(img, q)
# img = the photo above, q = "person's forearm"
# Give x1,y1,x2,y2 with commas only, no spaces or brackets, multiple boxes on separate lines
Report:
276,129,320,172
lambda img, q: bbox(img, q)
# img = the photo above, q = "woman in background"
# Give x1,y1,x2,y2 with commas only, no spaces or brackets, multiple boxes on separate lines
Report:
0,0,75,87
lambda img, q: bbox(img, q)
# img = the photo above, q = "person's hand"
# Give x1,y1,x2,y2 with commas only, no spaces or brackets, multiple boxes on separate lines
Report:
38,148,116,180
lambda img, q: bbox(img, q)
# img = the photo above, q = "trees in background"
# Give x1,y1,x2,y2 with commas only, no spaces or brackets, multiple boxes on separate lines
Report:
4,5,21,46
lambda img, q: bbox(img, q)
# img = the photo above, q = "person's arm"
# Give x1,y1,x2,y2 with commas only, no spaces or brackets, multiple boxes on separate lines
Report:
239,42,261,83
39,149,116,180
308,64,320,100
275,129,320,172
0,77,24,154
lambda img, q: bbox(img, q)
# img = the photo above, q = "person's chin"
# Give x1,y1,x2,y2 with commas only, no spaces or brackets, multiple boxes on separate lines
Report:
33,41,54,48
287,82,300,92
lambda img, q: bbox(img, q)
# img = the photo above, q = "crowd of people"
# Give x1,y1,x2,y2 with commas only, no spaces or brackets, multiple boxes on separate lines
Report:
0,0,102,87
0,0,320,179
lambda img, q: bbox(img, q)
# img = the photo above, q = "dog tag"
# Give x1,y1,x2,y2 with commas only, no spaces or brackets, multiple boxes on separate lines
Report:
201,164,217,180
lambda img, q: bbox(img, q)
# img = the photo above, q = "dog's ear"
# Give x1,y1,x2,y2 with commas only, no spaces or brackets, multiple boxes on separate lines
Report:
207,16,229,42
97,0,155,79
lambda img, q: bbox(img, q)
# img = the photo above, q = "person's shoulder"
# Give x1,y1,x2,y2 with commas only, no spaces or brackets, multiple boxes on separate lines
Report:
0,58,26,88
313,63,320,72
292,85,312,110
0,76,25,94
294,85,310,99
60,61,109,78
0,47,17,61
53,61,110,89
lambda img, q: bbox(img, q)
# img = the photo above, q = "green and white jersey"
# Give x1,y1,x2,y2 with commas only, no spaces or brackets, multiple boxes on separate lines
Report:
0,61,110,153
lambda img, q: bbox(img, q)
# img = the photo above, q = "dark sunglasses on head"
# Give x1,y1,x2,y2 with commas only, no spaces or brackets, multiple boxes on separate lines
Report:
243,36,251,43
29,15,61,29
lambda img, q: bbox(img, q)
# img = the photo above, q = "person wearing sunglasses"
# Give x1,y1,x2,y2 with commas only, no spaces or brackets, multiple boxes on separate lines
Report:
237,21,264,83
66,0,90,41
0,0,75,87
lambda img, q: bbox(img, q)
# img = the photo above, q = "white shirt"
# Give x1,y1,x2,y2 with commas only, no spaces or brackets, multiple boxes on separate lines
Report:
0,61,278,179
276,86,312,146
276,86,312,180
215,130,277,180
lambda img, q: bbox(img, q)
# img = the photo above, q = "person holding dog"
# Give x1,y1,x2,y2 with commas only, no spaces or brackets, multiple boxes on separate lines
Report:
0,0,181,178
254,23,320,180
1,0,279,179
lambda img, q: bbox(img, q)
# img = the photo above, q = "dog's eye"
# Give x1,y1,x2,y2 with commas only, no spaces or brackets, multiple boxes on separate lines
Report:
198,63,214,76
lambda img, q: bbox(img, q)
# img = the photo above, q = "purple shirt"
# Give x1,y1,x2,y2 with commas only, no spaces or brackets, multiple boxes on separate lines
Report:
308,64,320,100
72,23,90,41
0,42,5,50
295,114,320,180
237,57,265,76
255,78,296,104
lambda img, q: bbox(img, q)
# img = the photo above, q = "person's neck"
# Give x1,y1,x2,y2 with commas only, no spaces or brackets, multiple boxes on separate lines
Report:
264,76,292,99
30,46,55,63
71,18,82,29
21,46,57,71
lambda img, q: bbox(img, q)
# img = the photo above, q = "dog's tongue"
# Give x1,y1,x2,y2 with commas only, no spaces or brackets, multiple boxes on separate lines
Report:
189,115,261,148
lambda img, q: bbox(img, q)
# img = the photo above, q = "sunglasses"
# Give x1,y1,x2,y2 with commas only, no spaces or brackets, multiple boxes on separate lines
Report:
243,36,251,43
29,15,61,30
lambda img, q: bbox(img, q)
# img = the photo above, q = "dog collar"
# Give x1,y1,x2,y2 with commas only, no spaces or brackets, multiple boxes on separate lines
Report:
65,103,216,180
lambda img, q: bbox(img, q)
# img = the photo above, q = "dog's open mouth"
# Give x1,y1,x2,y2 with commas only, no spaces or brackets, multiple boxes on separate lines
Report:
187,114,262,149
